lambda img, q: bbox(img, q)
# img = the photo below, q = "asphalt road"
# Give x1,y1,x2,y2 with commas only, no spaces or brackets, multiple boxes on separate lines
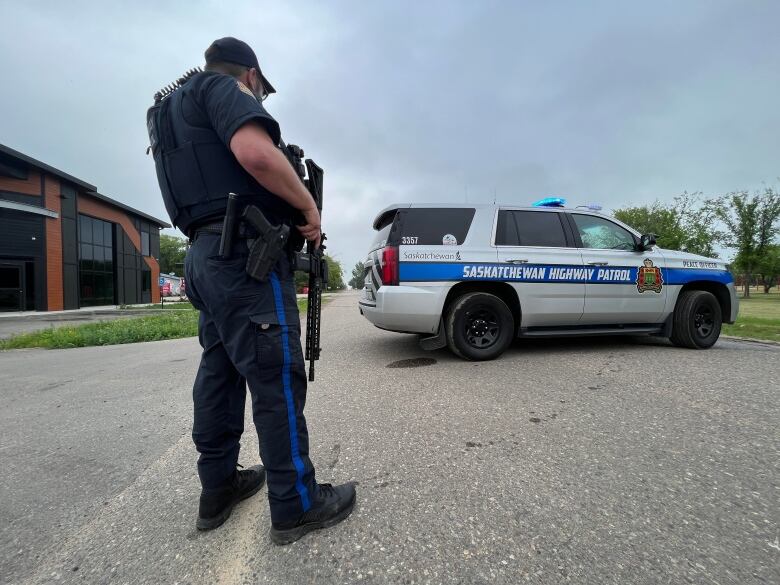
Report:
1,292,778,584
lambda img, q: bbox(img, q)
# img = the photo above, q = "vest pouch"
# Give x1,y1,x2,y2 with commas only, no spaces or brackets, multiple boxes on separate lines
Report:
163,141,211,209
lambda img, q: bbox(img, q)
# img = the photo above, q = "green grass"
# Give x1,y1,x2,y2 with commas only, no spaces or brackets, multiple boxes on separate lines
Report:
1,299,311,350
0,311,200,350
722,295,780,342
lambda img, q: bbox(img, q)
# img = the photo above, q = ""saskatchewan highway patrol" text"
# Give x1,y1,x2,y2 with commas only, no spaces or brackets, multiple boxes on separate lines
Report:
461,265,632,282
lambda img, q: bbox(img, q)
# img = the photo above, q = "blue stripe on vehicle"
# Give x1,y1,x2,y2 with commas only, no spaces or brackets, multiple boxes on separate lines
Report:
663,268,733,285
269,272,311,512
398,262,734,285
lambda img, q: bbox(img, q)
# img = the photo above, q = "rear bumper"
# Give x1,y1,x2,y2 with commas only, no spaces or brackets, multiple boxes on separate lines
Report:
358,285,446,334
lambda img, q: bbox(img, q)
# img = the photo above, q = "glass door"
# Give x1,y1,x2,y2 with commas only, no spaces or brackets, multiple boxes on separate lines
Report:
0,262,25,312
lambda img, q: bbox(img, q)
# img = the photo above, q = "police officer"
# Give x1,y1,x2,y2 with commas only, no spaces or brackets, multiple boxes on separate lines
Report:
147,37,355,545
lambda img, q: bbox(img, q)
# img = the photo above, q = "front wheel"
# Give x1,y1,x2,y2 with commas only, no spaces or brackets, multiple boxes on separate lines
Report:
670,290,722,349
445,292,514,360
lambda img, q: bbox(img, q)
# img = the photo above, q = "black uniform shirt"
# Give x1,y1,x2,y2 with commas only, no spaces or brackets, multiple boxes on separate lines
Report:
182,71,281,147
161,70,297,228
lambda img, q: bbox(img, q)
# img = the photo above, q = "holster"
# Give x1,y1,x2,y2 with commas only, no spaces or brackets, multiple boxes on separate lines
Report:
240,205,291,282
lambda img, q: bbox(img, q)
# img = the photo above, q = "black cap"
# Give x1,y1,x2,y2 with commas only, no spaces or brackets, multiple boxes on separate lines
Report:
205,37,276,94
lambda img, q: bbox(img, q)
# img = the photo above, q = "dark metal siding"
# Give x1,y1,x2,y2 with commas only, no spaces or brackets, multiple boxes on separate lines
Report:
0,191,43,205
0,207,46,309
150,229,160,261
60,184,79,309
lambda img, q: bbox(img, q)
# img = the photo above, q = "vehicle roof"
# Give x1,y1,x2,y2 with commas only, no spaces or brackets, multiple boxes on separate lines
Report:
372,202,597,230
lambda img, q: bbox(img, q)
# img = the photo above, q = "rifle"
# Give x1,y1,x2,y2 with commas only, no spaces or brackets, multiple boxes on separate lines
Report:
284,143,327,382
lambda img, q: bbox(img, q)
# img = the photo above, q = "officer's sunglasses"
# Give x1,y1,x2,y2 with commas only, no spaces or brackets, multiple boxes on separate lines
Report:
251,68,269,102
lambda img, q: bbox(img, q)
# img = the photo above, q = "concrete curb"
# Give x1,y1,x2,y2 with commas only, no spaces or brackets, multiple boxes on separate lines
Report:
722,335,780,346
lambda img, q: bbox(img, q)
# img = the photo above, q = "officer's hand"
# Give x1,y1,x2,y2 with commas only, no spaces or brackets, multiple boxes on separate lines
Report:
298,206,322,248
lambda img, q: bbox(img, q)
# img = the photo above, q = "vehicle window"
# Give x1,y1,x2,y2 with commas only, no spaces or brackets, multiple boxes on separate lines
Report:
370,223,392,250
397,208,475,246
495,210,568,247
370,210,397,250
572,214,636,250
495,210,520,245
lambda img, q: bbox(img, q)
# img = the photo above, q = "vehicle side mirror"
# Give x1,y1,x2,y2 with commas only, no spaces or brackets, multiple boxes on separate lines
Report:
639,234,657,251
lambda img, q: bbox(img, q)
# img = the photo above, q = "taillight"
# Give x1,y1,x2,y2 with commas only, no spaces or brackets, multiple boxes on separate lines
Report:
381,246,399,286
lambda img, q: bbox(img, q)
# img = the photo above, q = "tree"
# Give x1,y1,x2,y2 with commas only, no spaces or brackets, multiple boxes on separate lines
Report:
757,245,780,293
294,269,307,291
294,253,345,291
348,261,365,290
711,188,780,297
673,192,720,258
159,234,187,274
325,254,345,290
613,202,683,248
613,192,718,257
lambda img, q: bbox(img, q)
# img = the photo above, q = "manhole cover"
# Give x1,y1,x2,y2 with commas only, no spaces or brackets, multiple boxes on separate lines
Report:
386,357,437,368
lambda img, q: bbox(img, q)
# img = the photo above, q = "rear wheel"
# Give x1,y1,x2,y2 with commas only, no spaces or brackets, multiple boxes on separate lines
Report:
670,290,722,349
445,292,514,360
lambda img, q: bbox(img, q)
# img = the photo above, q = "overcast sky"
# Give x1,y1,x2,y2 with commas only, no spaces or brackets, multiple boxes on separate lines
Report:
1,0,778,273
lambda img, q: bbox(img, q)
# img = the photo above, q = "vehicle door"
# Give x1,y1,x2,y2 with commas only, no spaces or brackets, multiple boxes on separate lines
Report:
493,209,585,327
568,213,667,324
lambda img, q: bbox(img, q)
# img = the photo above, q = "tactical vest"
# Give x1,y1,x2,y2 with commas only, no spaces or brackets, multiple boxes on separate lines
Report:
147,76,293,235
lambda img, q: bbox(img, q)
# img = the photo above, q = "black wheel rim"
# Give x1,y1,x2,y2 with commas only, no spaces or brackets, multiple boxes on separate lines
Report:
694,303,715,338
464,305,501,349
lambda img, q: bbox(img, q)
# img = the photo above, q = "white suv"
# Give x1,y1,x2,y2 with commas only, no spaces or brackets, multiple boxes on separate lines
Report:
358,202,739,360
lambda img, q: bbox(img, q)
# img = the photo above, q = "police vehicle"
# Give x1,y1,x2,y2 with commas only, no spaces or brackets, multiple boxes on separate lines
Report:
358,199,739,360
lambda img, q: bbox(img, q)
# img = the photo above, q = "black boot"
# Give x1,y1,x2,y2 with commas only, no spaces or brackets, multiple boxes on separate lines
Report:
270,482,357,545
196,465,266,531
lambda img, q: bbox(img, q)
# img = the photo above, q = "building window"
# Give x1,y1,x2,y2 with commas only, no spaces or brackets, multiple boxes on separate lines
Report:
79,215,115,306
141,231,150,256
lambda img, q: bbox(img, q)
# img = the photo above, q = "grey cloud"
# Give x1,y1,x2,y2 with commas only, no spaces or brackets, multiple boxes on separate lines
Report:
1,0,778,274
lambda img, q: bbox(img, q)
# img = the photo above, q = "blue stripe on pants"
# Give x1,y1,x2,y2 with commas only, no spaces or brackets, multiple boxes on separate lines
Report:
269,272,311,511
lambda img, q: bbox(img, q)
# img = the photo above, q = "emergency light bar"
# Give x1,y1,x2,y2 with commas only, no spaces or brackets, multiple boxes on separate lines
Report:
576,202,604,211
532,197,567,208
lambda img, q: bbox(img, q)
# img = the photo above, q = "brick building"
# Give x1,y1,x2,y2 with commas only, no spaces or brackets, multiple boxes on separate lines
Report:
0,144,169,311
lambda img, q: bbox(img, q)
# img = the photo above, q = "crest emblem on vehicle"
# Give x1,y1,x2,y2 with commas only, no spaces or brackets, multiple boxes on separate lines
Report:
636,258,663,293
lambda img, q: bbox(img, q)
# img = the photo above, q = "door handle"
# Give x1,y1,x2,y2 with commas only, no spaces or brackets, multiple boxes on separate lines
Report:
507,259,529,264
587,261,609,266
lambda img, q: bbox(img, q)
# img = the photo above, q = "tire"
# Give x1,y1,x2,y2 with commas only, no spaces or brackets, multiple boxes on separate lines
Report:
669,290,722,349
445,292,515,360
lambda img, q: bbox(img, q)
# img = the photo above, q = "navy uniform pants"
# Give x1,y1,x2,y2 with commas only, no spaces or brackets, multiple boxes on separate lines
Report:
184,232,316,524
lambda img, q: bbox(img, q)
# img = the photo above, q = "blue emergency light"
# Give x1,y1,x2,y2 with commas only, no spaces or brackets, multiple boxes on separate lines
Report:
532,197,567,208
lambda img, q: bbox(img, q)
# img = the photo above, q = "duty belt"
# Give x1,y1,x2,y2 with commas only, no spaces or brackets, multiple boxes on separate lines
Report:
192,221,258,240
196,195,292,283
